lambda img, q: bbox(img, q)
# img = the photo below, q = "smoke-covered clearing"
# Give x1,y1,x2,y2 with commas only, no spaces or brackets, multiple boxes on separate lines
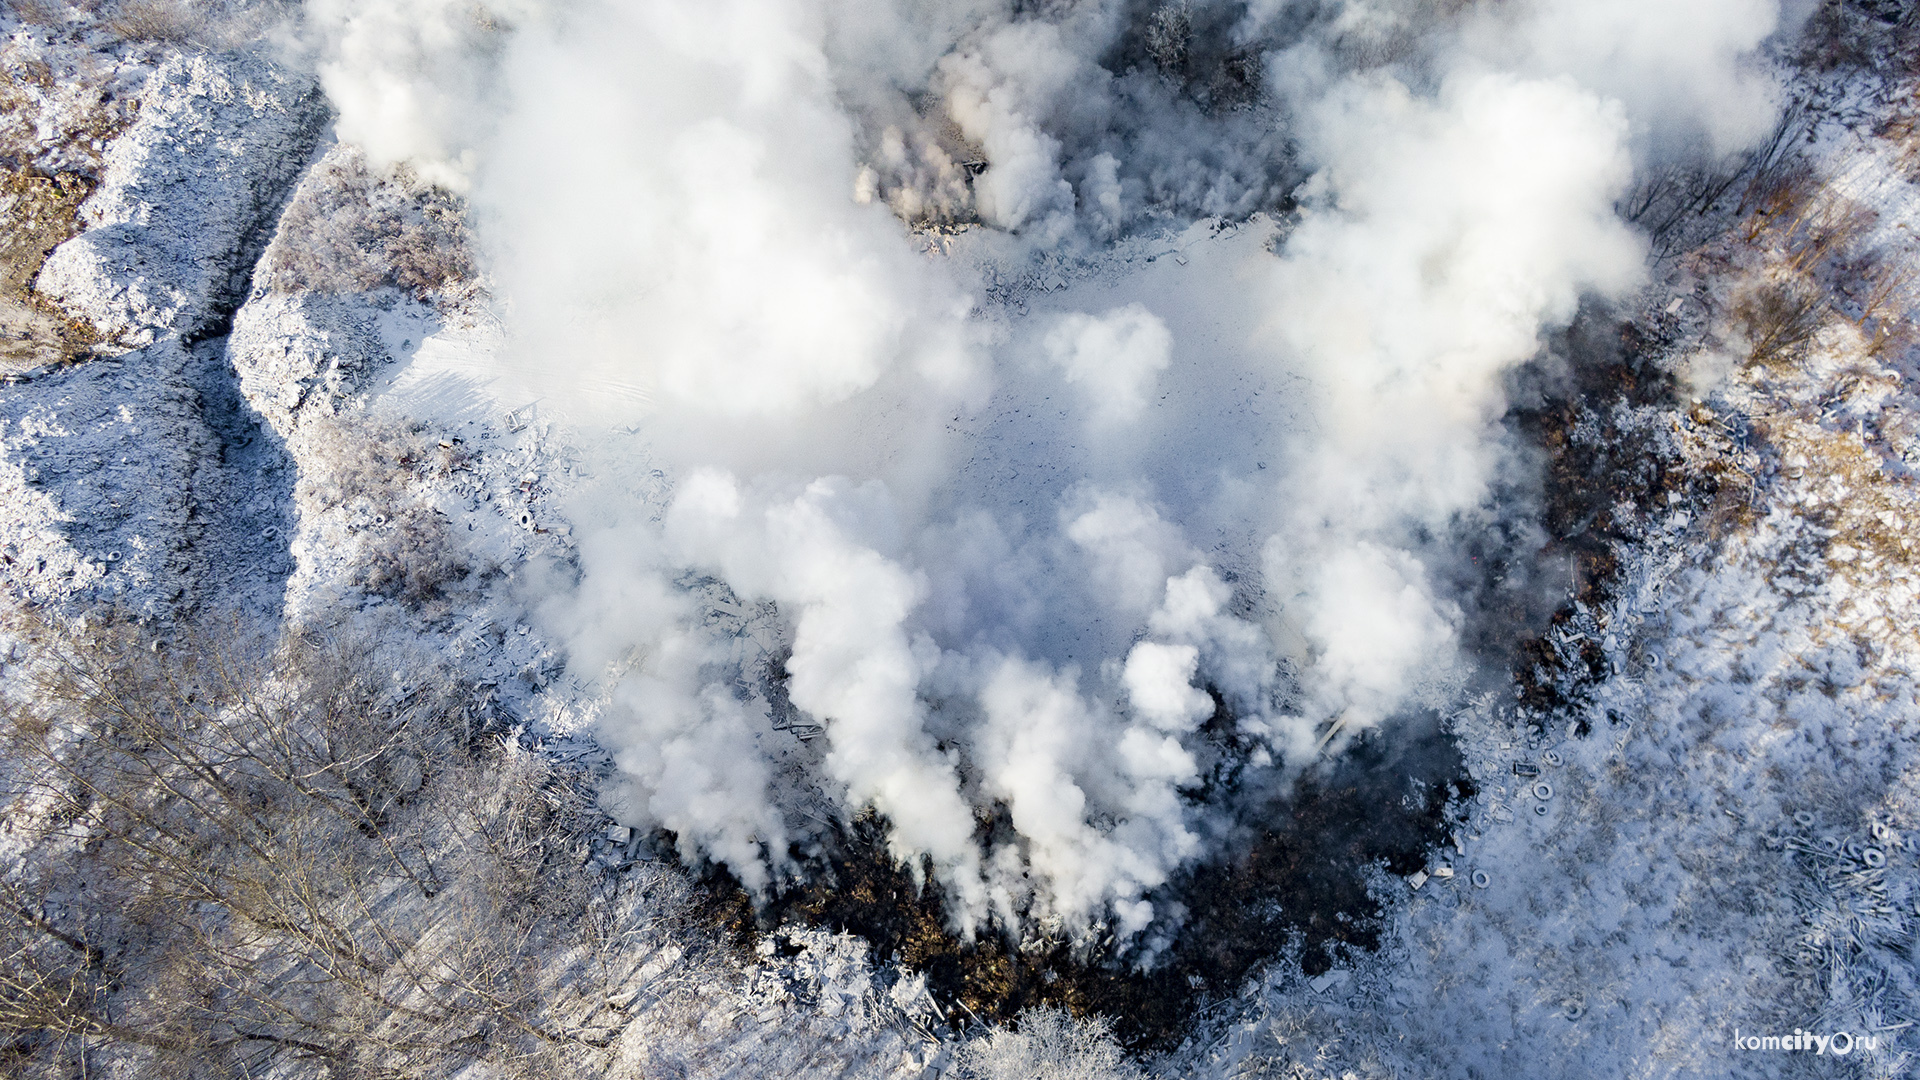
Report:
305,0,1797,951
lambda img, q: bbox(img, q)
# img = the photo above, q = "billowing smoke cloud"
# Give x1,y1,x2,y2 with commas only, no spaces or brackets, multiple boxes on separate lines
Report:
304,0,1791,945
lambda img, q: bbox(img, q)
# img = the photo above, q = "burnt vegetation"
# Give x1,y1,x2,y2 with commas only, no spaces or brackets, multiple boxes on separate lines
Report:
1503,306,1694,717
688,714,1466,1052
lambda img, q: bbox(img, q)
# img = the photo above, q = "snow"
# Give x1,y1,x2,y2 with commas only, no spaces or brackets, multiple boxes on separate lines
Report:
37,49,326,346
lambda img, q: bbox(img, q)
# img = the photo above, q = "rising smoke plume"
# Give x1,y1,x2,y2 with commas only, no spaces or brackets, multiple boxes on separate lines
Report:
303,0,1794,947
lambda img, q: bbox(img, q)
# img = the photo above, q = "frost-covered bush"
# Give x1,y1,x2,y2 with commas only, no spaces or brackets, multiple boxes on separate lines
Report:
104,0,205,44
257,144,475,299
954,1008,1142,1080
295,416,473,608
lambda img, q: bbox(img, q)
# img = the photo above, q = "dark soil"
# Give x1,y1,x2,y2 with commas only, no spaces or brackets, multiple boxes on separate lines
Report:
1506,305,1699,717
687,711,1466,1052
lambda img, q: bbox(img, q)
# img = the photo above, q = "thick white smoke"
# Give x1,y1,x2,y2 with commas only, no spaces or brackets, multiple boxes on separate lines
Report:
305,0,1791,945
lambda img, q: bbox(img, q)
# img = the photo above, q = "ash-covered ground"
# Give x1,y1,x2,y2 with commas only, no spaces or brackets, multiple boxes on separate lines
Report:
4,3,1920,1080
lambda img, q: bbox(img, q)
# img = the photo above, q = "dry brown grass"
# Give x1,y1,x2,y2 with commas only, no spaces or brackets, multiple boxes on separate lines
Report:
0,54,138,177
0,168,100,368
9,0,72,27
1737,166,1877,277
1725,161,1896,372
104,0,204,43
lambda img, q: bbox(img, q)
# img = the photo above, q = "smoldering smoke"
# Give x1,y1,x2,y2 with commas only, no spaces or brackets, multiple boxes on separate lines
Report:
303,0,1794,948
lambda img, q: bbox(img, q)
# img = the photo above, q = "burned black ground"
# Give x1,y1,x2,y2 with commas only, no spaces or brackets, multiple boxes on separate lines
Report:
1505,305,1702,719
678,709,1464,1052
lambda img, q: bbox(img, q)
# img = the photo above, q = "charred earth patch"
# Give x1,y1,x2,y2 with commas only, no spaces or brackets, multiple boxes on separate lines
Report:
685,712,1466,1052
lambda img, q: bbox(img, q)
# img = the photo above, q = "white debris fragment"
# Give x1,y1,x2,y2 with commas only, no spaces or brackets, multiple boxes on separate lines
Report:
1309,969,1350,993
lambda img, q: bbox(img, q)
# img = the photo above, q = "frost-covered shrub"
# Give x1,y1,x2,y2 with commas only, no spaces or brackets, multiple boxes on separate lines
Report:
295,415,473,608
104,0,204,44
955,1008,1142,1080
258,145,475,299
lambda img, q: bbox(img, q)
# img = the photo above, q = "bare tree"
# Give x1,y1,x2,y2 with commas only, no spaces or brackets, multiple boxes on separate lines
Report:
0,614,619,1079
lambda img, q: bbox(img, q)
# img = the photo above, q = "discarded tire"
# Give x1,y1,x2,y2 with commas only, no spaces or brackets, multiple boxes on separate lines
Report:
1794,811,1815,827
1532,782,1553,801
1472,870,1490,889
1863,848,1887,868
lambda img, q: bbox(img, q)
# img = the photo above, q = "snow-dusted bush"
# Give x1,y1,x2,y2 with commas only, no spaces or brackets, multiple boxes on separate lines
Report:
257,144,475,299
1734,274,1828,368
294,416,472,608
104,0,205,44
954,1007,1142,1080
